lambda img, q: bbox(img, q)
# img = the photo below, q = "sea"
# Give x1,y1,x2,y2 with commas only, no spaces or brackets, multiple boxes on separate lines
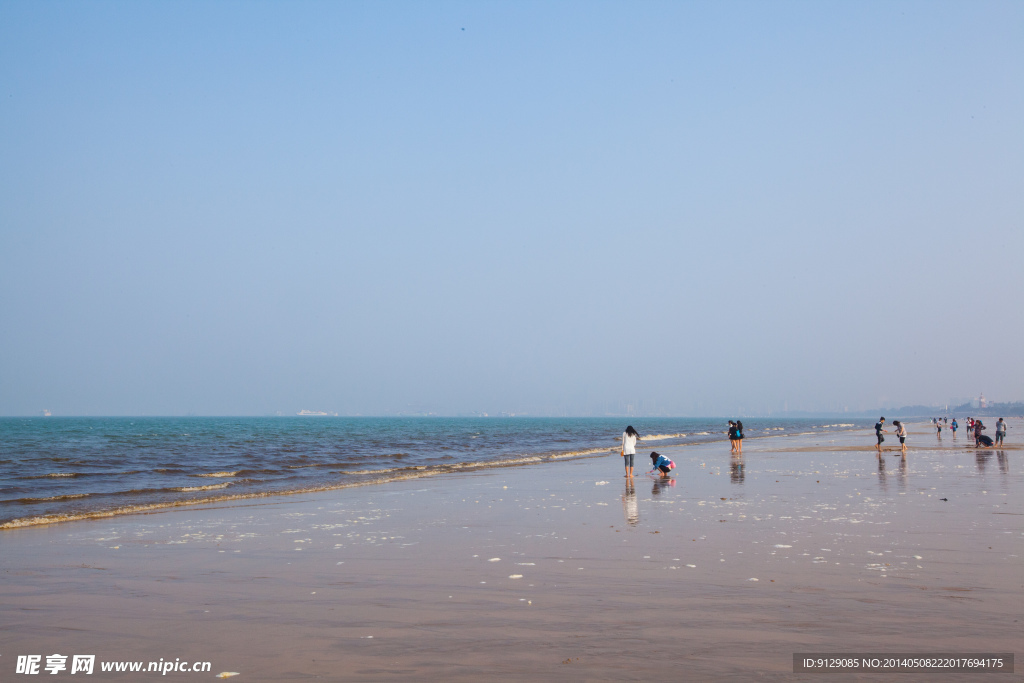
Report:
0,416,871,528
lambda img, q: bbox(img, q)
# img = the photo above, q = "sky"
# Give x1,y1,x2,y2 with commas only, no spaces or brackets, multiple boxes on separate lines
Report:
1,1,1022,417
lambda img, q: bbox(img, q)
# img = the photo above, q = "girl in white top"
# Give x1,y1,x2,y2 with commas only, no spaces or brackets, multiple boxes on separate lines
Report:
622,425,639,479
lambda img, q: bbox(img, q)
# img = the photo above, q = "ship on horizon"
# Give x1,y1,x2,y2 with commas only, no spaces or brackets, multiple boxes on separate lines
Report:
297,409,337,416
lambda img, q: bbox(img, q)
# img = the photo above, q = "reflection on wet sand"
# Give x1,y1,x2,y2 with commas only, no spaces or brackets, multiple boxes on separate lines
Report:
876,453,908,492
976,450,991,473
621,483,638,526
730,454,745,484
976,450,1012,476
651,478,675,496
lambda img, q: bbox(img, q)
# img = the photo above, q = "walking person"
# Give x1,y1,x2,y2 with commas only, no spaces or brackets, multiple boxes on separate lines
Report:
995,418,1007,446
622,425,639,479
735,420,744,453
875,417,887,453
974,419,986,447
951,418,958,437
728,420,738,453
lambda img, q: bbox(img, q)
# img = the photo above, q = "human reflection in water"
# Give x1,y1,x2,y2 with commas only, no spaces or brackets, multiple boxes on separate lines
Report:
976,450,992,473
997,451,1009,475
877,454,888,493
622,483,639,526
651,478,675,496
730,454,745,484
895,453,908,491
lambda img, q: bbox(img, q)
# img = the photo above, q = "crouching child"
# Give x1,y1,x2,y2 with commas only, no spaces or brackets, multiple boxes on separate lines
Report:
650,451,675,478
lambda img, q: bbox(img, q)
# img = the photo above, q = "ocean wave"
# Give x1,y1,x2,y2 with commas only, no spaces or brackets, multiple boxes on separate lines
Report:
174,483,232,492
193,471,241,478
22,470,144,480
287,462,363,470
0,446,616,529
640,433,687,441
547,447,614,459
5,493,92,504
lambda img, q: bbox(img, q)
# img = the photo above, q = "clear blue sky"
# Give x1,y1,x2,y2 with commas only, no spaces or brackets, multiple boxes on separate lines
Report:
2,1,1021,416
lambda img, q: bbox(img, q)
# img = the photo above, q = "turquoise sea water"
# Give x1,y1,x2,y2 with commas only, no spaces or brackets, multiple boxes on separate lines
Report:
0,416,870,527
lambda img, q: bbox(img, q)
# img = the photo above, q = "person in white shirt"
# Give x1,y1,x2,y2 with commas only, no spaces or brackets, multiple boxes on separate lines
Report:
621,425,640,479
894,420,908,454
995,418,1007,445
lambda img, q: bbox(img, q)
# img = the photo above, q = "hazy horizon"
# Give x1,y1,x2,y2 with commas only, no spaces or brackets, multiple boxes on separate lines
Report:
3,1,1022,418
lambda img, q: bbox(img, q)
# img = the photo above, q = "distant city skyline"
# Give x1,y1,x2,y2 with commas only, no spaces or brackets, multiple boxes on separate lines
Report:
19,391,1018,419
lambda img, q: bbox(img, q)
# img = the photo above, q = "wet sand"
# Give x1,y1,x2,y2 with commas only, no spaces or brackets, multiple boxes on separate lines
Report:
1,423,1021,681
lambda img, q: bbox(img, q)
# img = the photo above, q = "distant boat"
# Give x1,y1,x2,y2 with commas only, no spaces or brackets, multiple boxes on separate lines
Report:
297,410,333,416
42,409,52,417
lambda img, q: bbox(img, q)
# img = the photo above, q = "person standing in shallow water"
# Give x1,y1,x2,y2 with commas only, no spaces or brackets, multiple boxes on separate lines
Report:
621,425,639,479
995,418,1007,446
894,420,907,454
875,417,886,453
735,420,744,453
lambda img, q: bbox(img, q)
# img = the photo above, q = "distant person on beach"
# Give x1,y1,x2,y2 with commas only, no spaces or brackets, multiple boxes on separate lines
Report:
735,421,745,453
894,420,907,454
622,425,639,479
995,418,1007,445
937,421,943,437
974,419,986,447
649,451,675,478
728,421,738,453
875,417,886,453
951,419,958,436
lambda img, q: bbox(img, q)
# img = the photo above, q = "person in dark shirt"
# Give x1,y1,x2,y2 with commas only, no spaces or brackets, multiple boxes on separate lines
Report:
875,417,886,453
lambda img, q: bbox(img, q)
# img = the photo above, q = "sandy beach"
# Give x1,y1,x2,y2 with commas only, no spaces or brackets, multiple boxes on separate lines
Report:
2,423,1021,681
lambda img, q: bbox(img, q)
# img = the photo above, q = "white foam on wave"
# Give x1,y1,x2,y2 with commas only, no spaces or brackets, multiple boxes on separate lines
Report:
641,433,688,441
174,483,231,492
194,471,240,478
16,493,91,502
